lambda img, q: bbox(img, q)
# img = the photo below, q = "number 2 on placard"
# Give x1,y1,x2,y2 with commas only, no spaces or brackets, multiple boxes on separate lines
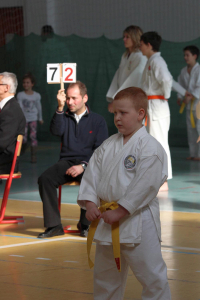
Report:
50,67,58,81
65,68,73,81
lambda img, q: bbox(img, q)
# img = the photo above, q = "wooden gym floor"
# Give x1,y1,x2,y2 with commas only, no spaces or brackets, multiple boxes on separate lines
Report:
0,143,200,300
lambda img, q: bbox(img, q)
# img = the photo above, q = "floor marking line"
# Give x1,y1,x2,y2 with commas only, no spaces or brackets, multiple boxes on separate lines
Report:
0,234,38,239
0,238,199,252
61,218,79,221
179,186,195,189
0,198,78,205
36,257,51,260
0,280,94,295
159,209,200,214
35,216,79,221
162,249,200,255
0,198,40,203
64,260,79,263
0,236,86,249
168,278,200,284
4,189,39,195
9,255,24,257
14,212,38,215
161,245,200,252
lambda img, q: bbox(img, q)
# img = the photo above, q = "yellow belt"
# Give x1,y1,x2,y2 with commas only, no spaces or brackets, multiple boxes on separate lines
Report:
179,98,195,128
87,200,121,272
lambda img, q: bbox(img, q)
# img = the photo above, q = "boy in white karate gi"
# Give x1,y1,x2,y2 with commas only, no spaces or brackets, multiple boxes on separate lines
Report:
77,87,171,300
177,45,200,160
140,32,173,191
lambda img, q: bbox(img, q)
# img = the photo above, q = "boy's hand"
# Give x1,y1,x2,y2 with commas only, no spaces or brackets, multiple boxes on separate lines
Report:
101,205,129,225
85,201,101,222
39,120,44,125
197,136,200,143
57,89,66,111
184,91,193,104
183,96,191,104
177,98,182,106
66,165,84,177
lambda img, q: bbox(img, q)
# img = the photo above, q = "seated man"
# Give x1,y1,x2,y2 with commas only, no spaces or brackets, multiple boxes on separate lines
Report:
38,81,108,238
0,72,26,174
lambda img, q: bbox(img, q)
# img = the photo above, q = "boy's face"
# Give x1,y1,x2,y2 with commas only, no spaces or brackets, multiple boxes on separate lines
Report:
140,40,153,58
113,99,144,137
184,50,197,65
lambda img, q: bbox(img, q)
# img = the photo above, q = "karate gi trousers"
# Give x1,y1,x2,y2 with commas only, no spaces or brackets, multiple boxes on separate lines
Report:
147,114,172,180
186,110,200,157
94,207,171,300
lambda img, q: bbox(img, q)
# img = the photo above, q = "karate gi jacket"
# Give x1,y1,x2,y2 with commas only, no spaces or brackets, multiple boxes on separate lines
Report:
177,62,200,111
106,51,147,102
77,126,168,244
142,52,173,120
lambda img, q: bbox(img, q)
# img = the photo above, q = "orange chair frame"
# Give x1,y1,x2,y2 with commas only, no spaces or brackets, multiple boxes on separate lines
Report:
58,181,80,233
0,135,24,224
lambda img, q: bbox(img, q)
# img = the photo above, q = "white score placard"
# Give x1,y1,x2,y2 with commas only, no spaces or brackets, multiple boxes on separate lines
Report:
63,63,76,83
47,63,60,83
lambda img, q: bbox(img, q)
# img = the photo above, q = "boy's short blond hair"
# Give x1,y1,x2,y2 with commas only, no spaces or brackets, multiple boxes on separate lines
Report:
114,87,148,117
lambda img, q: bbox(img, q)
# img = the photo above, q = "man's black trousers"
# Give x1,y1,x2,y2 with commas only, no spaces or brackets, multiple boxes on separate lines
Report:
38,159,90,228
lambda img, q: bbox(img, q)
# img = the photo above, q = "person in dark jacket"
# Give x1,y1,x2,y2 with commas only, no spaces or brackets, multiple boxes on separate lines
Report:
0,72,26,174
38,81,108,238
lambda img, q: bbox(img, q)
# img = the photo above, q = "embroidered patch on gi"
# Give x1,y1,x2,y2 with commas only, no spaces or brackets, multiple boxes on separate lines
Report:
124,155,136,170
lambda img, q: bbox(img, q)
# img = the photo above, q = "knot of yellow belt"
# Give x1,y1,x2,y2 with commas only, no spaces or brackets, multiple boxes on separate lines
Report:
87,200,121,272
179,97,195,128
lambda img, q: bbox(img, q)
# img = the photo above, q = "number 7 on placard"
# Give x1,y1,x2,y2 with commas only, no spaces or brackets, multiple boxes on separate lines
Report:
47,64,60,83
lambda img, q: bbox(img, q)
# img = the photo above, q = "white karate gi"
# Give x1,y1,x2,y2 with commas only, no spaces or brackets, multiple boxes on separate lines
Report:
178,63,200,157
142,52,173,179
106,51,147,102
78,126,171,300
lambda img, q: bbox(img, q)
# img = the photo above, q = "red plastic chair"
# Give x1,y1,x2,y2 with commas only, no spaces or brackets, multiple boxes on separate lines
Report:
58,181,80,233
0,135,24,224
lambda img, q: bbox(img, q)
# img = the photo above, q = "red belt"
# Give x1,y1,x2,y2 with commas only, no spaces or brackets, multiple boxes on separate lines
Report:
145,95,167,126
147,95,167,100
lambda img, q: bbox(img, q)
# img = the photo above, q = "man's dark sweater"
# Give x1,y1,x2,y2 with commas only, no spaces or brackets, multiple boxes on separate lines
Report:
50,106,109,163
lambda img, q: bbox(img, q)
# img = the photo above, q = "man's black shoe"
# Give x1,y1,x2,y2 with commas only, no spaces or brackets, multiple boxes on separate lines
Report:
77,222,89,237
38,224,64,238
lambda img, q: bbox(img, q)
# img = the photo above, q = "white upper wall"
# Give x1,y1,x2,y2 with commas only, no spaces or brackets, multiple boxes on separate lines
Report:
1,0,200,42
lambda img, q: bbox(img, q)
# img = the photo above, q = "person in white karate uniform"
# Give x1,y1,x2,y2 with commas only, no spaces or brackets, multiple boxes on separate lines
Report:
77,87,171,300
177,45,200,160
140,32,173,191
106,25,147,113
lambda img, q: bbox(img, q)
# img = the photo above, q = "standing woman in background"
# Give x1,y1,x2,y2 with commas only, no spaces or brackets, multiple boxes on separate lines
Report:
106,25,147,112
